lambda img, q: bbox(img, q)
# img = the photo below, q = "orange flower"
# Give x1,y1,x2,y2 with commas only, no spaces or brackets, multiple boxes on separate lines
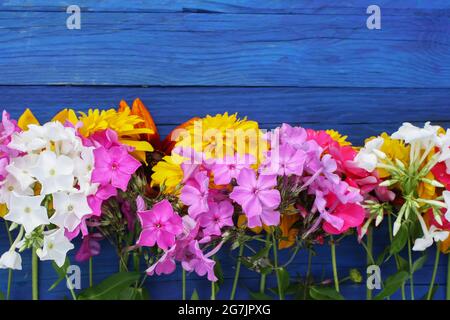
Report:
278,214,300,249
119,98,161,150
161,117,200,155
120,98,199,156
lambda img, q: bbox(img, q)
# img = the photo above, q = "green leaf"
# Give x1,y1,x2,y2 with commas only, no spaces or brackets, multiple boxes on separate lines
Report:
78,272,141,300
309,286,344,300
412,254,427,273
0,292,5,300
252,245,272,261
191,289,199,300
48,258,70,291
277,267,290,294
214,259,224,286
374,271,409,300
390,225,408,255
249,291,273,300
376,247,389,266
397,255,409,272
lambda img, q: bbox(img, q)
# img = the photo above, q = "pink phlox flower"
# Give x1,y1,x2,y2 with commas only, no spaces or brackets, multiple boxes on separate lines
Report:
313,190,345,231
322,193,365,235
261,144,306,176
278,123,308,147
146,245,177,276
180,170,210,218
212,154,255,185
91,145,141,191
75,232,103,262
136,195,146,212
137,199,183,250
229,168,281,227
180,241,217,282
64,215,90,240
88,184,117,215
198,200,234,237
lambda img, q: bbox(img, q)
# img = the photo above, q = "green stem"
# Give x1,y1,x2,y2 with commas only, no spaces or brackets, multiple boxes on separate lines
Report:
230,244,244,300
304,249,313,300
32,248,39,300
133,252,140,272
4,220,13,300
272,233,283,300
210,256,216,300
330,236,340,293
447,254,450,300
182,269,186,300
427,246,440,300
388,213,406,300
259,233,271,293
407,237,415,300
65,275,77,300
211,280,216,300
89,257,93,288
366,227,373,300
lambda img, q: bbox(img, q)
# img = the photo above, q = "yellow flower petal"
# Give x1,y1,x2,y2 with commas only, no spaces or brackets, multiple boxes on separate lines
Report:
0,203,8,218
151,155,183,194
119,139,154,152
18,108,39,130
52,108,78,125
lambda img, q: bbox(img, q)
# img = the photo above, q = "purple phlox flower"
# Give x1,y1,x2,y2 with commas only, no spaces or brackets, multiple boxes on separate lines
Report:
75,232,103,262
180,241,217,282
211,154,255,185
180,170,210,218
229,168,281,228
261,143,306,176
198,200,234,237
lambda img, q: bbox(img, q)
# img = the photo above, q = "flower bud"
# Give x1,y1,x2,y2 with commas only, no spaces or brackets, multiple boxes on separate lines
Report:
349,268,362,283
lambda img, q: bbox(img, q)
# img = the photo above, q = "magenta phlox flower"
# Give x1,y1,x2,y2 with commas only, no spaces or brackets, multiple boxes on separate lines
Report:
91,144,141,191
137,199,183,250
180,170,210,218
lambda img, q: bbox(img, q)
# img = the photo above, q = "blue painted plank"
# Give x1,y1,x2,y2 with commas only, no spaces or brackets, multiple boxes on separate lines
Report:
1,86,449,145
0,11,449,86
1,1,449,13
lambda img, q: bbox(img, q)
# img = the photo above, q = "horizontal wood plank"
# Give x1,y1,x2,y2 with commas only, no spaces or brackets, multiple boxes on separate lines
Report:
1,1,450,13
0,10,449,86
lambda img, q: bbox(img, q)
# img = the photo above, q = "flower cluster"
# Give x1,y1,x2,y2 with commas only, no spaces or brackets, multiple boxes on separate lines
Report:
0,106,145,270
357,122,450,252
2,99,450,301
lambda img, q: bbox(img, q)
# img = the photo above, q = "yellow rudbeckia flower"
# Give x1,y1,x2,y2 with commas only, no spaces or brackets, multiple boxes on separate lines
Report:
151,155,184,194
326,129,352,147
175,112,267,163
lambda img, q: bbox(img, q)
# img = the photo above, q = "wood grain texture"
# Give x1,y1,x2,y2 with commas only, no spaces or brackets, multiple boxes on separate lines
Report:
1,86,450,145
0,9,449,86
1,0,450,13
0,0,449,300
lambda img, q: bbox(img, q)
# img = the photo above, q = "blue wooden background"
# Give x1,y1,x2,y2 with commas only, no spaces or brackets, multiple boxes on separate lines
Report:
0,0,449,299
